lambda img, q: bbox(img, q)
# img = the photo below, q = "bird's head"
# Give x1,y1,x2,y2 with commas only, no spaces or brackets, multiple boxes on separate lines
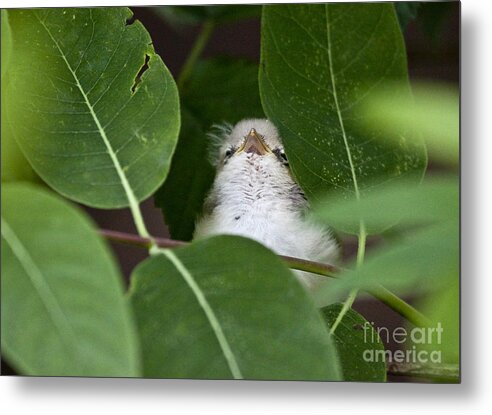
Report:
202,118,307,216
209,119,289,169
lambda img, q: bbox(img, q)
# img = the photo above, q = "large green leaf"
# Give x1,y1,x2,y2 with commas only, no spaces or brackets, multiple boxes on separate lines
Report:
260,4,426,206
322,304,386,382
5,8,180,208
313,175,458,235
1,183,140,376
130,235,341,380
155,58,264,241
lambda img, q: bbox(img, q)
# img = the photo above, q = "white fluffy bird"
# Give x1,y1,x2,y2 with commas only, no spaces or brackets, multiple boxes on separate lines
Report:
194,119,339,291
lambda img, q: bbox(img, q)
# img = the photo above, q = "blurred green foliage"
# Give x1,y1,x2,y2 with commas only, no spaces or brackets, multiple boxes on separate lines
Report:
152,5,261,27
1,10,36,182
360,83,458,165
314,81,459,371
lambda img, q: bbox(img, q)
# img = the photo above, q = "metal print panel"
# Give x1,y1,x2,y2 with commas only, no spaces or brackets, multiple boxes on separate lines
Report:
1,2,460,383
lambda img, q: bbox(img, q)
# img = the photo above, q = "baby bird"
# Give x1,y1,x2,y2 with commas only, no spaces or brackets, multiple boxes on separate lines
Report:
194,119,339,291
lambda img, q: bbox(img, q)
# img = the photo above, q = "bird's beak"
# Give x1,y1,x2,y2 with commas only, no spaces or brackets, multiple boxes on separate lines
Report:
236,128,272,156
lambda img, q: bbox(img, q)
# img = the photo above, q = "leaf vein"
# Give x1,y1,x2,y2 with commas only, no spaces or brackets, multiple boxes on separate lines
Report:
159,249,244,380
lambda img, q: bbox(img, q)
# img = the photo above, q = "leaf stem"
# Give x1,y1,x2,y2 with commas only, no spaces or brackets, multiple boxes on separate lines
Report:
177,19,214,89
99,228,429,327
279,254,338,277
129,204,152,240
371,285,430,327
330,222,366,334
387,363,460,382
356,222,367,267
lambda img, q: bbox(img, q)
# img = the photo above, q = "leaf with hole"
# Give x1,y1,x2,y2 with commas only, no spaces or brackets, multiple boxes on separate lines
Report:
260,3,426,210
5,8,180,208
130,235,341,380
1,183,140,376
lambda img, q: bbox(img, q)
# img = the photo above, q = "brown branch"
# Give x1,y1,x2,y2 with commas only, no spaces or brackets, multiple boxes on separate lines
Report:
100,228,338,274
100,228,186,249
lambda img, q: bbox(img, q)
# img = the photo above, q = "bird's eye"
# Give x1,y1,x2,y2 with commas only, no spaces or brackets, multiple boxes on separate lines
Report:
273,148,289,166
224,149,233,158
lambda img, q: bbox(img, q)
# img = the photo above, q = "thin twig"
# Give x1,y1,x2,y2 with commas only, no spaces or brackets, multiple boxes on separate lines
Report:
177,19,215,89
100,228,186,249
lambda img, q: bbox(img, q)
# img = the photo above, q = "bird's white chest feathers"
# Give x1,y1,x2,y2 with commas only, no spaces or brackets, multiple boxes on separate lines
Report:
194,152,339,290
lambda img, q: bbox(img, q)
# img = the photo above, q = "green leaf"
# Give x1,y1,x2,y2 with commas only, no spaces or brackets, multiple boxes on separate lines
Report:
360,82,458,165
313,175,458,235
315,222,459,306
6,8,180,208
322,304,387,382
1,183,140,376
260,4,426,205
130,235,341,380
155,58,265,241
1,79,37,182
154,109,215,241
413,275,459,365
394,2,421,31
1,10,12,80
1,10,36,183
152,5,261,26
0,121,37,183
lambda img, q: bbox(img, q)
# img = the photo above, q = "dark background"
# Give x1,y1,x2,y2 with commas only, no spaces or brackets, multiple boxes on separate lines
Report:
2,2,460,379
